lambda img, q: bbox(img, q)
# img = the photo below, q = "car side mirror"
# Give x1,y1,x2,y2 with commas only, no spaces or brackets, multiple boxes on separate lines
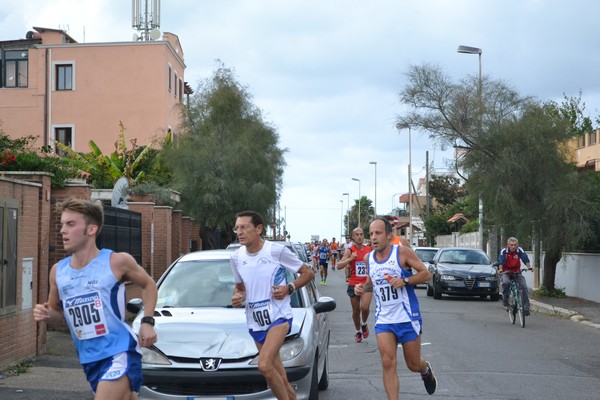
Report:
127,298,143,314
314,296,336,314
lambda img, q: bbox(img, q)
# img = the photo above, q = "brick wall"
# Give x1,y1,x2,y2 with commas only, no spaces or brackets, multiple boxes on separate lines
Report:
0,176,44,368
152,206,172,279
127,201,155,276
171,210,183,263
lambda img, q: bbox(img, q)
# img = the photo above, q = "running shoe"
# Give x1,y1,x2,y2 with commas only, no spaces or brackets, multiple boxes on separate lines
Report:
320,280,325,285
524,309,530,316
354,332,362,343
421,361,437,395
361,324,369,339
323,281,327,286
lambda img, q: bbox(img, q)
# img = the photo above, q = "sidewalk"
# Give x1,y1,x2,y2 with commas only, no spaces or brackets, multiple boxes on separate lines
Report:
0,295,598,399
530,293,600,329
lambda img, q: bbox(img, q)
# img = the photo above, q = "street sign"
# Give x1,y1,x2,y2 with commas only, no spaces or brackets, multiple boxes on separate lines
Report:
392,216,399,226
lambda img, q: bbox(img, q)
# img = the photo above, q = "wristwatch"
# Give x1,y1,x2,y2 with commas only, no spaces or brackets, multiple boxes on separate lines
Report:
140,316,155,326
403,277,410,286
287,283,296,294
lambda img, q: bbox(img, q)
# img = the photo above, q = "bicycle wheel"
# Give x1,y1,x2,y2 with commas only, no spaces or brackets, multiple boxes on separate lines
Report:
508,289,516,324
516,288,525,328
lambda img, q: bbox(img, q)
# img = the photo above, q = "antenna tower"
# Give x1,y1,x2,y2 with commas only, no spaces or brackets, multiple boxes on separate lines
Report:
132,0,161,41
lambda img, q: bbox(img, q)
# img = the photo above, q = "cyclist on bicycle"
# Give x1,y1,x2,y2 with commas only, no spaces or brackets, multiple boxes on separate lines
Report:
498,237,534,315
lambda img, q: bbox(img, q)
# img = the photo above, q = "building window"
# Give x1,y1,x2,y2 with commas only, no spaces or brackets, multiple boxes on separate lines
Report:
2,50,28,88
54,127,73,155
588,130,597,146
578,135,585,148
174,71,178,97
168,64,172,92
0,200,18,315
56,64,73,90
179,79,183,102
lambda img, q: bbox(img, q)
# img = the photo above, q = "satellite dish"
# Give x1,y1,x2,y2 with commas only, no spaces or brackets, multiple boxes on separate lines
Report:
150,28,161,40
111,177,129,209
132,32,139,41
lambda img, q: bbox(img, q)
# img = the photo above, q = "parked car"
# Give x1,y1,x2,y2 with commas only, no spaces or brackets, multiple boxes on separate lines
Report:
412,247,439,287
413,247,439,264
128,248,336,400
426,247,500,301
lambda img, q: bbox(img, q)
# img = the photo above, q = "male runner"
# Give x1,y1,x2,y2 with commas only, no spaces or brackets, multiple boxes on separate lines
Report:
330,238,339,271
355,218,437,398
33,197,158,399
231,210,314,400
337,227,372,342
318,238,330,285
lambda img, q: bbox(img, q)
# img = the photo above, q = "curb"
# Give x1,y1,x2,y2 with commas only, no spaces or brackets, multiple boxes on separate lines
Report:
530,300,600,330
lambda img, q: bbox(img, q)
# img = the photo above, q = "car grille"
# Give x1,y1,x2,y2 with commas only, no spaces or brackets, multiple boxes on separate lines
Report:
464,277,476,289
146,381,268,396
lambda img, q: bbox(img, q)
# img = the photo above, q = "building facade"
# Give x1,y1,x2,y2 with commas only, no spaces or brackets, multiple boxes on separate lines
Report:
0,26,189,155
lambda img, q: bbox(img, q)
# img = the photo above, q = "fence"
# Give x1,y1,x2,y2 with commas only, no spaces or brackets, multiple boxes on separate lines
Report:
96,206,142,264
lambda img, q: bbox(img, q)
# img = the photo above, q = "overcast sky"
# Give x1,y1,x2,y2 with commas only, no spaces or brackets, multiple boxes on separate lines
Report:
2,0,599,243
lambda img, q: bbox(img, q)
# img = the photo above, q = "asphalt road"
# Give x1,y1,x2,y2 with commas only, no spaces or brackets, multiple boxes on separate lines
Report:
317,269,600,399
1,266,599,399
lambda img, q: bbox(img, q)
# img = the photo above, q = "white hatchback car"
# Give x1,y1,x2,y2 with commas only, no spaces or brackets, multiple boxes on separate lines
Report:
128,248,335,400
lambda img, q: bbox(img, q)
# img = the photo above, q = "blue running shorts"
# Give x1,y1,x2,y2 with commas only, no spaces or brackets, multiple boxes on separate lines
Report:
249,318,292,344
375,321,422,344
82,351,142,394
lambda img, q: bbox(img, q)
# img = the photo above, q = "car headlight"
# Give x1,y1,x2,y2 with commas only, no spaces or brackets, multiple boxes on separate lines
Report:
440,275,456,281
250,337,305,365
141,346,172,365
484,276,498,281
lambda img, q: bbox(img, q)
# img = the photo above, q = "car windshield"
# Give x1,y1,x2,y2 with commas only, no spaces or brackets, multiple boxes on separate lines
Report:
156,256,303,308
438,250,490,265
156,259,236,308
415,249,438,263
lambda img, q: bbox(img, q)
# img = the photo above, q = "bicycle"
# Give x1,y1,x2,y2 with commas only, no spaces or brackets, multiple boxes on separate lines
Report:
500,269,530,328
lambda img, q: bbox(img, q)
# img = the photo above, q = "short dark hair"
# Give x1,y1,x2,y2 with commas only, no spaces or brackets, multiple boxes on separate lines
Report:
56,197,104,236
235,210,265,229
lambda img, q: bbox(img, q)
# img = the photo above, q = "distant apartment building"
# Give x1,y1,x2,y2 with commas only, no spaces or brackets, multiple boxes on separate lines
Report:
571,128,600,171
0,26,190,155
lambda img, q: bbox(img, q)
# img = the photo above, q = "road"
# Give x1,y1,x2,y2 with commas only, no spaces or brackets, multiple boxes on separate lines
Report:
318,270,600,399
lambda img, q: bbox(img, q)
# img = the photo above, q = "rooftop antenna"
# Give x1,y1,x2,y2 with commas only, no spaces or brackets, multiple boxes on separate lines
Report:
131,0,161,41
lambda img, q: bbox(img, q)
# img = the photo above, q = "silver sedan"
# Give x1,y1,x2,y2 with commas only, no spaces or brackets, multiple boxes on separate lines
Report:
128,248,336,400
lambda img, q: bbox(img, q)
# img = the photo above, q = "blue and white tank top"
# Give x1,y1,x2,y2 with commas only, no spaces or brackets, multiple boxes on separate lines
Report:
56,249,140,364
368,245,422,325
230,241,303,331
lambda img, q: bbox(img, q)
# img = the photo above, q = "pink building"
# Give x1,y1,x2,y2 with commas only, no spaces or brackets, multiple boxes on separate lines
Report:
0,26,190,154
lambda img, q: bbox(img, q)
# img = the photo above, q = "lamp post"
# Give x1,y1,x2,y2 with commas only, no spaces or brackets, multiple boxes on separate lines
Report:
339,199,343,241
351,178,361,229
342,192,350,235
408,126,412,244
457,44,484,252
369,161,377,217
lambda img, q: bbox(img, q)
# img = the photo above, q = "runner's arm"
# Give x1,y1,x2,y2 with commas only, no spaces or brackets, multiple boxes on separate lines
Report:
33,264,64,324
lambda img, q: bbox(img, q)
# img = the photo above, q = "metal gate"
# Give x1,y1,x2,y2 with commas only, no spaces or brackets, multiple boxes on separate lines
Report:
96,206,142,264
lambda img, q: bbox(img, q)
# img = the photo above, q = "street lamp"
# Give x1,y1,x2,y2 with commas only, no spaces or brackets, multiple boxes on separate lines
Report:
342,192,350,235
339,199,343,241
369,161,377,217
457,44,484,252
351,178,361,229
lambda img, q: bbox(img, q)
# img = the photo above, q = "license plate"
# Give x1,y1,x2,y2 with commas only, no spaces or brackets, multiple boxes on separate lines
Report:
192,397,235,400
478,282,490,288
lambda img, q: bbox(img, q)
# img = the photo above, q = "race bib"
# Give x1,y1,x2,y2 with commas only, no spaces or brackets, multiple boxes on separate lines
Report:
355,261,367,277
248,299,272,330
64,292,109,340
